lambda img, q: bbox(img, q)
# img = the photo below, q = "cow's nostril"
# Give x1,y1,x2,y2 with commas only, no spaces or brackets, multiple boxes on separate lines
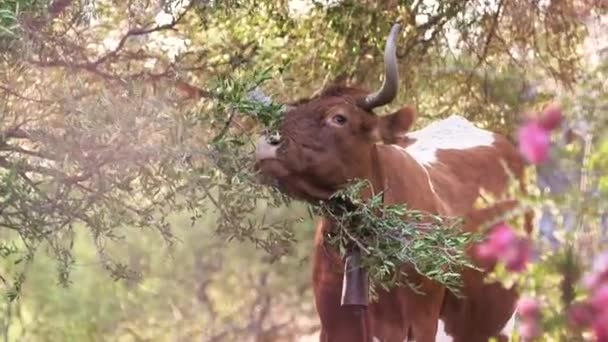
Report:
267,133,282,146
256,135,281,161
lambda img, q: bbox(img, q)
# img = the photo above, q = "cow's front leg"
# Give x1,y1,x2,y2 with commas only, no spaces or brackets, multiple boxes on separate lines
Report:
397,276,446,342
314,272,373,342
313,236,374,342
367,275,444,342
408,298,444,342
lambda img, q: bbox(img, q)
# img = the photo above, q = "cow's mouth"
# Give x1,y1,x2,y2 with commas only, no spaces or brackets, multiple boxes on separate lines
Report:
254,135,289,184
254,136,336,201
254,136,281,162
256,163,336,202
254,160,290,194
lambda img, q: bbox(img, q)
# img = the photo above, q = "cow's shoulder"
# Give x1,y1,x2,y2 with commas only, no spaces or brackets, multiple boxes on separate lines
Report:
402,115,496,166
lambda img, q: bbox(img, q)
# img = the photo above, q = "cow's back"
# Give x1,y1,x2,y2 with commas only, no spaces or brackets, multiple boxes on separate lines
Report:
401,115,525,217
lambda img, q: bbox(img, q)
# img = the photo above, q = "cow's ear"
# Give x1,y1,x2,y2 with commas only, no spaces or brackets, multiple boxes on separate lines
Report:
378,106,415,144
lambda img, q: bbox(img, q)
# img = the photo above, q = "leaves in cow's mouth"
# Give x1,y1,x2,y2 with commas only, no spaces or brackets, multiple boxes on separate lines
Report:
314,179,482,299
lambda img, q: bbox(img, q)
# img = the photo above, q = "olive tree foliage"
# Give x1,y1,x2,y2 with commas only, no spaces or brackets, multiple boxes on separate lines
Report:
0,0,291,297
0,0,605,333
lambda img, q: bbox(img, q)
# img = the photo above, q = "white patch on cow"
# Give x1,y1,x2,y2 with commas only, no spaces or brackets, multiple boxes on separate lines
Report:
501,311,517,338
435,319,454,342
391,145,455,214
391,145,438,195
402,115,495,165
372,337,381,342
420,164,438,194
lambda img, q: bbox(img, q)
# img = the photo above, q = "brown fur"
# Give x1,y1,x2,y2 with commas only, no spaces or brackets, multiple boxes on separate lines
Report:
256,86,531,342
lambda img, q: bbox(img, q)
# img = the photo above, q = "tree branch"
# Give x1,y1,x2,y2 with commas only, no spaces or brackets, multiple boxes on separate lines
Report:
0,84,52,104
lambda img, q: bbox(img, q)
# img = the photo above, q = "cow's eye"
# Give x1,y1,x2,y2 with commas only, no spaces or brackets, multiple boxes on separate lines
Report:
332,114,347,125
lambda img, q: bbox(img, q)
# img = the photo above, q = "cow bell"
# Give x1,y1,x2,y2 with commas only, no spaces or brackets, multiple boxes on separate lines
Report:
341,248,369,307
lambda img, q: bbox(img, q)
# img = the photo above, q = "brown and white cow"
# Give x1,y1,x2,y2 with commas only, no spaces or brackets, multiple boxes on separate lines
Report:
254,24,531,342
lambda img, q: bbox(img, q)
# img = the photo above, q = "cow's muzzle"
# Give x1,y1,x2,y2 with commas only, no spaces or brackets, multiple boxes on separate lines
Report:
255,135,280,162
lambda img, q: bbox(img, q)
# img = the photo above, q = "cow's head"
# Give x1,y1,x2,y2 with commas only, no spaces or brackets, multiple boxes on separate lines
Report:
255,24,414,201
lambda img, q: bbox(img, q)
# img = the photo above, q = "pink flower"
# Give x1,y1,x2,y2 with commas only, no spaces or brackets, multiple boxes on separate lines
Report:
518,121,551,164
592,252,608,275
503,238,532,272
517,104,563,164
583,273,602,290
569,253,608,340
477,223,531,272
591,285,608,311
538,104,563,131
477,223,517,258
518,297,541,318
583,252,608,290
568,303,593,327
517,298,542,340
519,320,541,341
592,311,608,342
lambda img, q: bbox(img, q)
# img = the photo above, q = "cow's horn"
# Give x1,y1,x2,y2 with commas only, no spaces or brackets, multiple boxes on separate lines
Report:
362,23,401,110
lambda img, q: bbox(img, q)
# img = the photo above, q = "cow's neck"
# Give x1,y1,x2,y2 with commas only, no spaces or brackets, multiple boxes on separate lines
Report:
357,143,387,202
320,143,443,237
317,144,445,306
